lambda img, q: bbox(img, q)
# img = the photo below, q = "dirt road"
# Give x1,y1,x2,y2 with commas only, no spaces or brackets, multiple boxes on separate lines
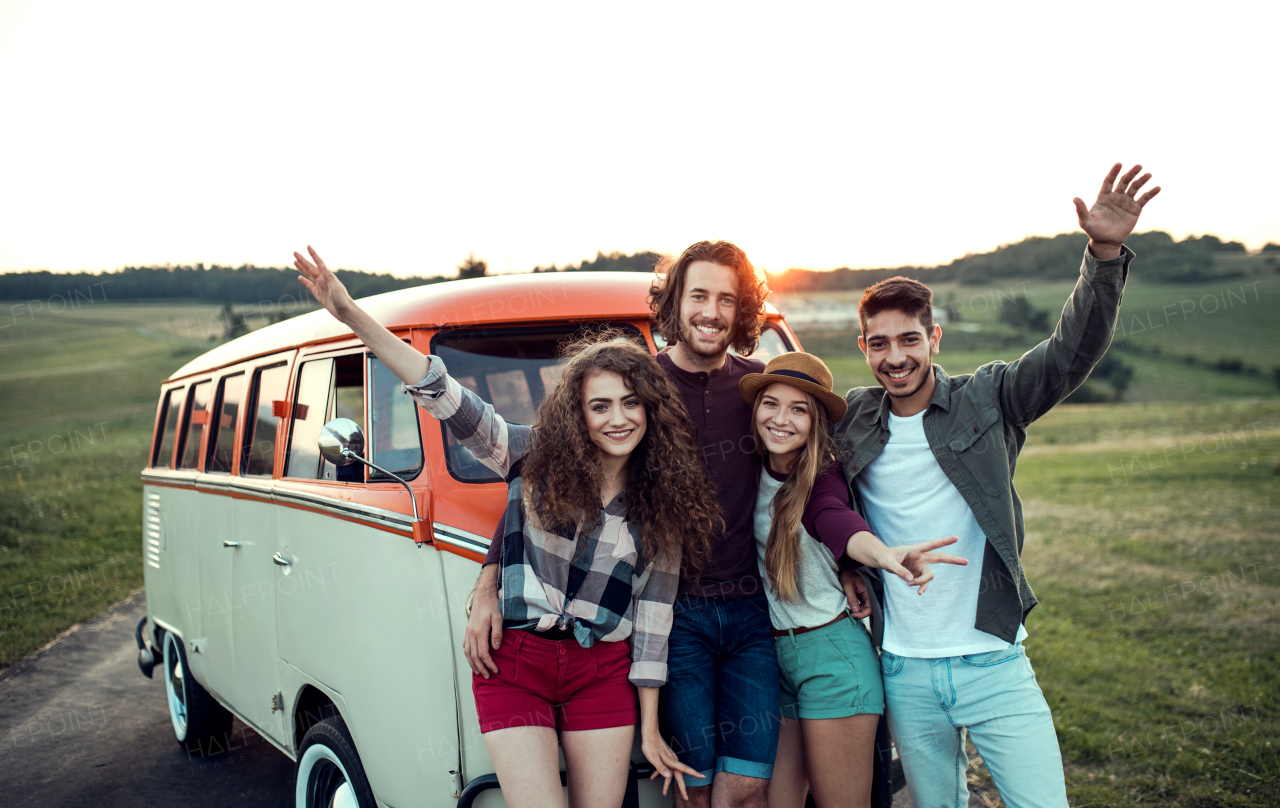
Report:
0,589,293,807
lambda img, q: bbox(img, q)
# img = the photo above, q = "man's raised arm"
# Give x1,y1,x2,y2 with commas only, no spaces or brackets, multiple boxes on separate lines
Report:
995,163,1161,426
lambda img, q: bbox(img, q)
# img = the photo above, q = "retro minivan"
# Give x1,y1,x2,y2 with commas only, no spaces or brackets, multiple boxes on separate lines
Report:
135,271,803,808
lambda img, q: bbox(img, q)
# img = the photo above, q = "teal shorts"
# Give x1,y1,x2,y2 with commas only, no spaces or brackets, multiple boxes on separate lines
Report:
775,616,885,721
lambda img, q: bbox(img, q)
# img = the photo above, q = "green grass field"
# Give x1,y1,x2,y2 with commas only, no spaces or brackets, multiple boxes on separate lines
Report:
0,301,229,667
1014,400,1280,806
1,294,1277,806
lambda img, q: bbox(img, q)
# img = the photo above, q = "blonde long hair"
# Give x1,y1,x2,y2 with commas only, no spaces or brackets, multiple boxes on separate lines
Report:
752,387,836,602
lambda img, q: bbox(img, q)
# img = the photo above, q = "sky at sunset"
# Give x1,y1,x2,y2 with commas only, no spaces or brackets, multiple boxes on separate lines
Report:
1,1,1276,277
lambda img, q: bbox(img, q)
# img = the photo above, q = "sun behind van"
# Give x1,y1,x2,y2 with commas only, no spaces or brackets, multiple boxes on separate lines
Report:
135,271,799,808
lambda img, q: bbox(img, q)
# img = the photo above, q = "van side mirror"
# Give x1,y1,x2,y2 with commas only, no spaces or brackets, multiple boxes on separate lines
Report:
318,417,365,466
318,418,430,545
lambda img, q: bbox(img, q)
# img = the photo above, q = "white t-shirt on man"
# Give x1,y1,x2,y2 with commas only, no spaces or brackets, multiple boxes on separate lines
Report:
855,408,1026,658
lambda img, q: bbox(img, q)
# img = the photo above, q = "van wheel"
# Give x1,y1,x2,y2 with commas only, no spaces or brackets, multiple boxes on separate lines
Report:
162,630,232,754
295,716,376,808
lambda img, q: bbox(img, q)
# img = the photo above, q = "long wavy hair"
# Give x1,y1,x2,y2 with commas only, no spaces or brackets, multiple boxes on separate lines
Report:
520,331,719,573
648,240,769,356
751,386,837,602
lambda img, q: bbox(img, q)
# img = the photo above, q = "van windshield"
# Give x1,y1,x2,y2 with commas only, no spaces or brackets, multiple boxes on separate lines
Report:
431,324,644,483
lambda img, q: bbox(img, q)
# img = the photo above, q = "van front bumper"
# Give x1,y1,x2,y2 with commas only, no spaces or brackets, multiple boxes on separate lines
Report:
135,615,157,678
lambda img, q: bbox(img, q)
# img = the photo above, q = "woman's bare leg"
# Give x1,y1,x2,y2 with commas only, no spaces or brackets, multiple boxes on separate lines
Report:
767,717,808,808
484,725,565,808
561,724,634,808
801,714,879,808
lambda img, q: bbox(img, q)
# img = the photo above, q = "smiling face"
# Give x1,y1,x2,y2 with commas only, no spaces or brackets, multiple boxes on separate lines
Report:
582,369,647,460
858,309,942,415
676,260,739,362
753,382,813,472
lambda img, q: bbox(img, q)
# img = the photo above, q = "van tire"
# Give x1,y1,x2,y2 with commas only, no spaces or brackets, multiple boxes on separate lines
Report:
295,715,376,808
161,630,233,755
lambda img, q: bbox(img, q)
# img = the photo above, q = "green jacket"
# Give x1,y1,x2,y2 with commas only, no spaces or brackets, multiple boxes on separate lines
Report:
835,245,1133,647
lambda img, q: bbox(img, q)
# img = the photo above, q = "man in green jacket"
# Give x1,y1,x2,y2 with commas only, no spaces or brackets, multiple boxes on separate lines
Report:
835,164,1160,808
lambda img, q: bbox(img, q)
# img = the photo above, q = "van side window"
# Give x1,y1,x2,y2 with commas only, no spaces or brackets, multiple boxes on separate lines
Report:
737,326,792,362
286,354,365,481
206,372,244,474
242,363,289,477
152,387,184,468
177,380,213,470
369,356,424,481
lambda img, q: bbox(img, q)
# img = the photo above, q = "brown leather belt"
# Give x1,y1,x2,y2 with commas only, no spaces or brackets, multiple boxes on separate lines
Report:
772,610,847,638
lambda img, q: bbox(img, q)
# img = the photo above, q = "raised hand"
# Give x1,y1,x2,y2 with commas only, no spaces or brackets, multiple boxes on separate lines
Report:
289,245,430,385
877,535,968,595
1072,163,1161,258
293,246,355,323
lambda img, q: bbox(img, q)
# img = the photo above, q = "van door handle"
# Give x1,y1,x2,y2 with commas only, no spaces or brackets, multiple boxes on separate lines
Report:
272,552,292,567
223,541,241,548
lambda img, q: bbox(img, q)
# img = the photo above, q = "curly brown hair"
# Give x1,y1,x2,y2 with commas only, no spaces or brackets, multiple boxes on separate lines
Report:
648,240,770,356
519,331,719,573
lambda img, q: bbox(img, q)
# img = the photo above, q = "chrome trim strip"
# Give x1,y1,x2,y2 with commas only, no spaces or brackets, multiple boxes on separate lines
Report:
432,523,491,553
141,470,199,485
273,487,416,530
143,471,417,532
194,477,278,501
224,477,275,496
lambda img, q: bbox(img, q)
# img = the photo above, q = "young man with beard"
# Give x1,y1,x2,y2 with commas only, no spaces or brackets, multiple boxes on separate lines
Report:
465,241,778,808
834,164,1161,808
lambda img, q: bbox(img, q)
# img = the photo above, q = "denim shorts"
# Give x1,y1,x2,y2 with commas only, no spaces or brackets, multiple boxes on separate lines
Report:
776,617,884,721
660,593,781,783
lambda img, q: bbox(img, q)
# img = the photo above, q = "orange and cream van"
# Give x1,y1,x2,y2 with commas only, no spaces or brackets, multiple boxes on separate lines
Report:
135,271,801,808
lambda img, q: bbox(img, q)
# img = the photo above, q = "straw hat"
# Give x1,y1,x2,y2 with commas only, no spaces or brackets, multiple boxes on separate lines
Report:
739,352,848,422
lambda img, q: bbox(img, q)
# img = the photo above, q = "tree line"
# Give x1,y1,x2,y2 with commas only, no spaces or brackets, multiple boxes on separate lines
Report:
2,233,1276,303
771,232,1279,291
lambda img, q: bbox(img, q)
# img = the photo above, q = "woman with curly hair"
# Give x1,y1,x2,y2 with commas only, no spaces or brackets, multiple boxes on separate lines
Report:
293,246,718,808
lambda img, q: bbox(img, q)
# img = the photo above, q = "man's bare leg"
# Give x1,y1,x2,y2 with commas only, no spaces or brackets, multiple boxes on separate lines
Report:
715,773,770,808
674,780,711,808
675,772,770,808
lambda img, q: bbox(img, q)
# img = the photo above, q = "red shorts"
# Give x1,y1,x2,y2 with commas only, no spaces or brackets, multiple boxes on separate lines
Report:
472,629,638,733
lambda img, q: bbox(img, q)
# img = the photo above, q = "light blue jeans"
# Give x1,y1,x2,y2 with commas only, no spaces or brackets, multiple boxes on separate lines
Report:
880,643,1068,808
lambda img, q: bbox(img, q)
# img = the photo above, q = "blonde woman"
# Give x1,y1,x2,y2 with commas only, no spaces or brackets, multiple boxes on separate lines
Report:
739,353,966,808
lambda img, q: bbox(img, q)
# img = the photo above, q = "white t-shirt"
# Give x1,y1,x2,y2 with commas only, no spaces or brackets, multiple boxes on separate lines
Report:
855,408,1027,658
